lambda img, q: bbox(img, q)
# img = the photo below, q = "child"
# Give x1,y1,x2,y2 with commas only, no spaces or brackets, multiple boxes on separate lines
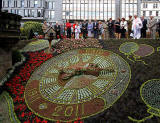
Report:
75,22,81,39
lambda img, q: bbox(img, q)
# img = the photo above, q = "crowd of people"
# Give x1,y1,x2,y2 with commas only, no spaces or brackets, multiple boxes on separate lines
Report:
42,15,160,40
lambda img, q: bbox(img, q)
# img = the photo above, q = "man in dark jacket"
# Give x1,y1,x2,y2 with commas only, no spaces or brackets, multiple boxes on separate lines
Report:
93,19,99,39
157,20,160,39
82,20,88,39
141,16,148,38
54,21,61,39
108,18,115,38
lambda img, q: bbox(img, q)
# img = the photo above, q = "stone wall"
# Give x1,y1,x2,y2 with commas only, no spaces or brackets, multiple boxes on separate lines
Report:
0,49,12,82
0,12,21,85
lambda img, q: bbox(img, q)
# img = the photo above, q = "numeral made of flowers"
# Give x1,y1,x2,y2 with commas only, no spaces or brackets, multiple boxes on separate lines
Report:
52,104,84,117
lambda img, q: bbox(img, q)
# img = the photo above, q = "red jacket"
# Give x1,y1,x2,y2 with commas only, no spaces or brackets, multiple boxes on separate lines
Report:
66,22,71,29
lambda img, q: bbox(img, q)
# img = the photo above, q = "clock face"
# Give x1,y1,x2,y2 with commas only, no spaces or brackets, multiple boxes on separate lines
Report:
24,48,131,122
141,79,160,110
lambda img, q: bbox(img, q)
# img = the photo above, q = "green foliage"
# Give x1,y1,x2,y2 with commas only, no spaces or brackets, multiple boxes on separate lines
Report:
23,21,43,39
20,27,25,36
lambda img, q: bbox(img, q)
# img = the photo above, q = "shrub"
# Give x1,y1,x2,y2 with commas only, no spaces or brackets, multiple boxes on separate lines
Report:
23,21,43,39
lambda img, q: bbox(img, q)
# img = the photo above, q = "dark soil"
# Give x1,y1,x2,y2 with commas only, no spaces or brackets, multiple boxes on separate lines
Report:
83,39,160,123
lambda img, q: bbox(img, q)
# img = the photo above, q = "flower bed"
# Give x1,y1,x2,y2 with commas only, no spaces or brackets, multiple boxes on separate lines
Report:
5,51,53,123
55,38,102,54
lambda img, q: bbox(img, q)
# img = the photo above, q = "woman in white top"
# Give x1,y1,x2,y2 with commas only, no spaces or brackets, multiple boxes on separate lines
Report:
98,21,104,39
120,18,128,38
75,22,81,39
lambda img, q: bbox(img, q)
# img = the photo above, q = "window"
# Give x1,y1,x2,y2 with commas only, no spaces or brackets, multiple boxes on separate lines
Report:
18,10,23,16
143,3,147,8
27,0,30,7
48,1,55,9
11,9,16,14
45,2,48,8
143,11,146,16
49,2,52,9
21,0,24,7
37,10,42,17
14,0,17,7
24,10,28,17
8,0,11,7
2,0,5,7
49,11,55,19
46,1,55,9
156,11,159,16
153,3,158,8
31,10,35,17
34,0,38,7
149,11,152,16
11,9,19,14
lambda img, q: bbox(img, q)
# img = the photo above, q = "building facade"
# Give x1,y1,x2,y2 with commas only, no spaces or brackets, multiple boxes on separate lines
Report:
62,0,140,20
141,0,160,19
2,0,62,23
2,0,160,23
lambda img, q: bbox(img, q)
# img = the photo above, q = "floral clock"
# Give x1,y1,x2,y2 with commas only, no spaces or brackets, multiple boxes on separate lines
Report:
24,48,131,122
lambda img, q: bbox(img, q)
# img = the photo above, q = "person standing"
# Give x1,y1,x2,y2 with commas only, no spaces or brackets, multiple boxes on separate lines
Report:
120,18,128,38
141,16,148,38
66,20,71,38
108,18,115,38
157,20,160,39
54,21,61,39
87,20,93,38
75,22,81,39
82,20,88,39
132,15,142,39
148,16,157,39
115,18,121,39
60,23,64,39
93,19,99,39
72,21,76,38
42,21,48,38
79,22,82,38
98,21,103,39
47,22,55,52
102,20,109,40
127,15,133,38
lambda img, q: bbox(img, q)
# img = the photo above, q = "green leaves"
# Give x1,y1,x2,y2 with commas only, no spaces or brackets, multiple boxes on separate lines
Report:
22,21,43,39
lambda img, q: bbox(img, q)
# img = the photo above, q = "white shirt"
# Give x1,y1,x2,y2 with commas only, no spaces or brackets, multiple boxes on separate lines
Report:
120,21,128,31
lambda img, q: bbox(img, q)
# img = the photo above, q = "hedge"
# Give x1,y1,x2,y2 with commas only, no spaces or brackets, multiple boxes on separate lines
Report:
22,21,43,39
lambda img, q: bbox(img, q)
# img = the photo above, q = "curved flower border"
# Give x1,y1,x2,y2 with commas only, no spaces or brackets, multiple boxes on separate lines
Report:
3,38,102,123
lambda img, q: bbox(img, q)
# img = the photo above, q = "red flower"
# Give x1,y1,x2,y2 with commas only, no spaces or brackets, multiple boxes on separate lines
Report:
24,120,30,123
32,117,41,123
20,112,25,118
15,104,27,111
41,120,48,123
